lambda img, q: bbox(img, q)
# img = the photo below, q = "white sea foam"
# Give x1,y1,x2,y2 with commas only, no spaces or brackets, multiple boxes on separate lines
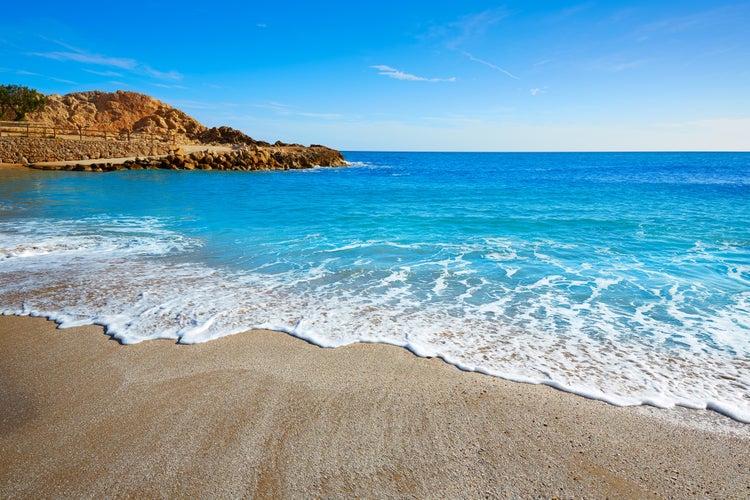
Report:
1,213,749,424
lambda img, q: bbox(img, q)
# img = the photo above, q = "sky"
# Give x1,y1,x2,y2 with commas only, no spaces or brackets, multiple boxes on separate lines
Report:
1,1,749,151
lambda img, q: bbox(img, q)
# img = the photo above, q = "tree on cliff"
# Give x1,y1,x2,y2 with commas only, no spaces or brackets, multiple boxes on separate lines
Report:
0,85,47,121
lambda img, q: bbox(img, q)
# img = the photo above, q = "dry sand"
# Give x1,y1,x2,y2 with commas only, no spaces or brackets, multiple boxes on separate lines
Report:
1,315,749,498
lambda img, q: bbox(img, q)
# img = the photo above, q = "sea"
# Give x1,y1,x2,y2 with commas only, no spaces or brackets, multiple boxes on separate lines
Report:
1,152,749,423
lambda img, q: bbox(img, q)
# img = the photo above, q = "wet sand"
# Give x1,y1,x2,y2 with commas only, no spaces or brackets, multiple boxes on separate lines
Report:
1,315,748,498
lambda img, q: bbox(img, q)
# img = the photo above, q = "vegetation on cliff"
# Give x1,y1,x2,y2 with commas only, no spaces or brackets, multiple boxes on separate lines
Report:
0,85,47,121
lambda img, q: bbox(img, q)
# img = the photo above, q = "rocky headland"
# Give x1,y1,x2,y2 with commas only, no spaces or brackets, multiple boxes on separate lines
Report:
0,90,347,171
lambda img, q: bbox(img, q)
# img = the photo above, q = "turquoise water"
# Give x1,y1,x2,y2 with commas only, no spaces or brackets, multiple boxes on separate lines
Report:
1,152,749,421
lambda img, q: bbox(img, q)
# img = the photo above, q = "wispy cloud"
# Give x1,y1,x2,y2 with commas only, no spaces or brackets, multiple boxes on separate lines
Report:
296,111,344,119
84,69,124,77
153,83,187,89
543,2,596,24
439,8,511,50
610,58,653,72
143,66,182,81
632,6,740,42
50,76,76,85
461,52,519,80
29,41,183,82
635,14,700,40
30,50,137,70
529,88,547,96
371,65,456,82
170,99,219,110
590,54,656,73
254,101,344,119
424,10,519,82
255,101,294,112
587,55,655,73
16,69,76,85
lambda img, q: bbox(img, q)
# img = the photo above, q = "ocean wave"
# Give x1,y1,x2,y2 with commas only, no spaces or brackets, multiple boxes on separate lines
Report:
2,152,749,424
2,229,749,423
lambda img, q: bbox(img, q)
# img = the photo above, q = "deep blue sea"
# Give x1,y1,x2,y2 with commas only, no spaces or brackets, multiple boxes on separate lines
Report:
1,152,749,421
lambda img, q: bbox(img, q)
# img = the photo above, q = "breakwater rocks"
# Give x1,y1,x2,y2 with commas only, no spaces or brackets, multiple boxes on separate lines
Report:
28,144,348,172
0,136,170,164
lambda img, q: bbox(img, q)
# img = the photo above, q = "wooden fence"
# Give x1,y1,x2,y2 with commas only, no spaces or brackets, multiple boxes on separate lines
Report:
0,121,174,143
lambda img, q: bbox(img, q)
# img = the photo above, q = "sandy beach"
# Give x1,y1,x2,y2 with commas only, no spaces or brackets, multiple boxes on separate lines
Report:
1,315,748,498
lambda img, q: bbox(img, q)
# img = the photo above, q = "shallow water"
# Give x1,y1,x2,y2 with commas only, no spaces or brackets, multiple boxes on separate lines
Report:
1,152,749,422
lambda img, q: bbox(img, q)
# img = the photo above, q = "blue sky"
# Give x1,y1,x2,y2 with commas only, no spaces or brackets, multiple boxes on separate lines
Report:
2,1,749,151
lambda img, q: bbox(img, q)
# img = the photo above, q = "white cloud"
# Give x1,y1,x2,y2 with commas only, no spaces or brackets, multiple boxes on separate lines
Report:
15,69,76,85
30,50,137,70
153,83,187,89
461,52,519,80
143,66,182,81
253,101,343,120
611,58,653,72
29,42,182,82
50,76,77,85
543,2,596,23
529,88,544,96
371,65,456,82
439,8,511,50
170,99,220,110
587,56,655,73
84,69,124,77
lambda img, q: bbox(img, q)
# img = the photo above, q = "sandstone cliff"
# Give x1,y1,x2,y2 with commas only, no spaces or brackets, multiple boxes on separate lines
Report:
27,90,206,140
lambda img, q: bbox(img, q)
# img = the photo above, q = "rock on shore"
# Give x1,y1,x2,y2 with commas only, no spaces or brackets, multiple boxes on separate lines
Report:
27,144,347,172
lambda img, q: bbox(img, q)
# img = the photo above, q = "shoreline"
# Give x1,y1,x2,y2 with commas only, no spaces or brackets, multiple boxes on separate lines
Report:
1,314,748,497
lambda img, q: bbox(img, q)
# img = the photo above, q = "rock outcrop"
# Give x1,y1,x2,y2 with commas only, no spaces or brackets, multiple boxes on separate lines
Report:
197,125,270,146
27,90,206,141
12,90,347,170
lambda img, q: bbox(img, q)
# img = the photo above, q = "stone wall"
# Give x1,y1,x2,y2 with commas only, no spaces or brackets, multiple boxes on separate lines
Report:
28,145,349,173
0,137,171,164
